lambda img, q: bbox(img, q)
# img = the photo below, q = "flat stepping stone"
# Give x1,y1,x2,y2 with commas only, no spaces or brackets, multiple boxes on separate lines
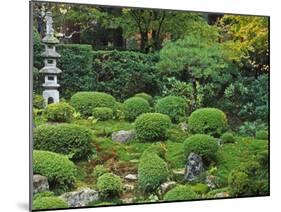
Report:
129,159,139,163
124,174,137,181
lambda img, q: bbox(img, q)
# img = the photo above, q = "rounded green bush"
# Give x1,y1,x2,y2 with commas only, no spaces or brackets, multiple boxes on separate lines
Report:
44,102,74,122
70,92,116,117
123,97,150,121
92,165,109,180
97,173,122,198
155,96,187,123
138,152,169,193
191,183,209,195
135,113,171,142
33,150,77,193
163,185,198,201
188,108,228,137
221,132,235,144
228,171,250,196
33,196,68,210
183,134,219,163
33,124,93,161
135,92,153,106
33,94,45,109
255,130,268,140
92,107,113,121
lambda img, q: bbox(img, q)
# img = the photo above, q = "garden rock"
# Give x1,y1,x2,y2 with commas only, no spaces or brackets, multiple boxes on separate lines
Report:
160,181,177,194
172,168,185,181
60,188,99,207
123,184,135,192
205,175,217,188
122,198,134,204
214,192,230,198
33,175,49,194
111,130,135,143
184,152,204,182
124,174,137,181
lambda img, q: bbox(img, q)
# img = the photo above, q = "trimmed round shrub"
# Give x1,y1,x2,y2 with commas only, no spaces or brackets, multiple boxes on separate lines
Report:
255,130,268,140
123,97,150,121
135,113,171,142
33,196,68,210
70,92,116,117
188,108,228,137
33,124,93,161
164,185,198,201
183,134,219,163
44,102,74,122
135,92,153,106
97,173,122,198
155,96,187,123
92,107,113,121
33,94,45,109
92,165,109,180
221,132,235,144
138,152,169,193
228,171,250,196
33,150,77,193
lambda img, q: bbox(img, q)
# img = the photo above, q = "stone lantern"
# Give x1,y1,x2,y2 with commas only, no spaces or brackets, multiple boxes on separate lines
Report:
39,11,61,105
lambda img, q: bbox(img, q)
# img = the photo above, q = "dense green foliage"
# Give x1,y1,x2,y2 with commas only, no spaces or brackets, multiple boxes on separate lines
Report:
135,92,153,106
183,134,219,163
93,107,113,121
188,108,228,137
33,124,93,161
256,130,268,140
92,165,109,180
163,185,198,201
155,96,187,123
44,102,74,122
97,173,123,198
92,50,160,100
33,196,68,210
135,113,171,142
57,44,93,98
123,97,150,121
70,92,116,117
228,171,250,197
33,94,45,109
138,152,169,193
221,132,235,144
33,150,77,193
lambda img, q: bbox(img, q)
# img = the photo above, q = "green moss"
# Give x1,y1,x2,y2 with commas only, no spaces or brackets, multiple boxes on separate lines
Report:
33,196,68,210
165,142,185,169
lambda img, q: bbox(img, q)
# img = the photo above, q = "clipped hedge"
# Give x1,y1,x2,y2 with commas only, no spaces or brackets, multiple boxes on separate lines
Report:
135,113,171,142
135,92,153,106
155,95,187,123
183,134,219,163
123,97,150,121
33,196,68,210
138,152,169,193
70,92,116,117
93,107,113,121
188,108,228,137
164,185,198,201
57,44,93,98
97,173,122,198
220,132,235,144
44,102,74,122
33,150,77,193
33,124,93,161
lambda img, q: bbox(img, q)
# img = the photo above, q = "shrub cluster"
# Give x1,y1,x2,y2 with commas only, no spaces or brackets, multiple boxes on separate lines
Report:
33,150,77,193
33,94,45,109
70,92,116,117
33,124,93,161
92,107,113,121
163,185,198,201
220,132,235,144
255,130,268,140
135,113,171,142
138,152,169,193
97,173,122,198
33,196,68,210
135,92,153,106
228,171,250,197
123,97,150,121
44,102,74,123
188,108,228,137
92,165,109,180
183,134,219,163
155,96,187,123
